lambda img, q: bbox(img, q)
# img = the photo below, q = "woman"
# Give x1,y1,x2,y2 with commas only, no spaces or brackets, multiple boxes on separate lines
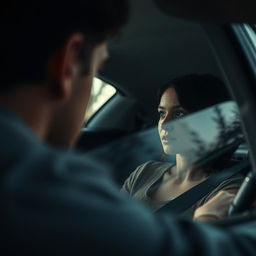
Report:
122,74,243,220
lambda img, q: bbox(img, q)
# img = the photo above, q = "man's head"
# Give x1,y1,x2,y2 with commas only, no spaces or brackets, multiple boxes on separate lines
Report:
1,1,129,89
0,0,129,146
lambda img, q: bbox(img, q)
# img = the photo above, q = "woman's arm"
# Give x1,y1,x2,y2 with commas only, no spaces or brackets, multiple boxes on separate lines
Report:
193,190,236,221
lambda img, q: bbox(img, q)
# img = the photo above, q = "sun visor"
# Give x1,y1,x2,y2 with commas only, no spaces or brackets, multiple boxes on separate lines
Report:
154,0,256,23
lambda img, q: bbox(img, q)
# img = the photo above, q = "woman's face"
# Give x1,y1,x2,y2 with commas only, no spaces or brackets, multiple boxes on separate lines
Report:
158,87,188,155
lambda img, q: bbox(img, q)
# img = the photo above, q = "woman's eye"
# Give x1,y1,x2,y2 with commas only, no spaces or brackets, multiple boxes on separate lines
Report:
173,111,185,119
158,111,166,118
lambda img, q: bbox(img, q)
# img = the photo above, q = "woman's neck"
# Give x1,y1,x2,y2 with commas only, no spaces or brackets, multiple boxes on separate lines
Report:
174,154,208,182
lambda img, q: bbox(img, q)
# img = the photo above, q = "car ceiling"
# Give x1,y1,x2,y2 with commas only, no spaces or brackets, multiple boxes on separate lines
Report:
155,0,256,23
99,0,222,105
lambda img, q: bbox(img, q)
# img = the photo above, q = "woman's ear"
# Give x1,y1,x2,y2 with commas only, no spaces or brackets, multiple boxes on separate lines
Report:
48,33,84,101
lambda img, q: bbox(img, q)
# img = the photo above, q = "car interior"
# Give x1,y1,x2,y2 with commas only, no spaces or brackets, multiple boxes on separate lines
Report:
75,0,255,220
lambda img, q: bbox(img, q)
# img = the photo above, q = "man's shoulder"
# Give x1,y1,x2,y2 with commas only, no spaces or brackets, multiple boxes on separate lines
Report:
0,145,169,255
2,144,113,204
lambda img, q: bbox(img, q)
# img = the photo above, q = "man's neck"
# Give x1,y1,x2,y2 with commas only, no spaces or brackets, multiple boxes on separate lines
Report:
0,85,54,141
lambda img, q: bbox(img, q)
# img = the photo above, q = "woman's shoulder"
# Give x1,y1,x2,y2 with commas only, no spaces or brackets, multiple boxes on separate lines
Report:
121,161,174,194
136,160,174,176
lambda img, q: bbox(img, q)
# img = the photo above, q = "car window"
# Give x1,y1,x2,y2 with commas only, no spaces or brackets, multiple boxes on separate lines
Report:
89,101,245,184
244,24,256,48
85,78,116,121
235,24,256,72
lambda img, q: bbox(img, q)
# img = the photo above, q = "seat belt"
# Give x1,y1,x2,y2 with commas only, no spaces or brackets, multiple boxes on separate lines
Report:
156,160,250,215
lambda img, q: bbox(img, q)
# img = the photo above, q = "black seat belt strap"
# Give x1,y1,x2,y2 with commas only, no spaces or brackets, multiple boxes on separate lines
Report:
156,160,250,215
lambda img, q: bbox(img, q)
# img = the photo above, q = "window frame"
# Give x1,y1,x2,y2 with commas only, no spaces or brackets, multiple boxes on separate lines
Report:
84,78,118,126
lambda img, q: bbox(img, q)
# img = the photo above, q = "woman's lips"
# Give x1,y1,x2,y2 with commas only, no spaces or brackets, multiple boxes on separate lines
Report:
162,136,176,143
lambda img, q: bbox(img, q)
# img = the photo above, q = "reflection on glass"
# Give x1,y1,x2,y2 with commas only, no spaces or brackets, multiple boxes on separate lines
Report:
160,101,243,166
89,101,244,183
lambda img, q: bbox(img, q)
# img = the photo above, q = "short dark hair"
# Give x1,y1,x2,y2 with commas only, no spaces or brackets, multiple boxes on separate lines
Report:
158,73,230,112
0,0,129,92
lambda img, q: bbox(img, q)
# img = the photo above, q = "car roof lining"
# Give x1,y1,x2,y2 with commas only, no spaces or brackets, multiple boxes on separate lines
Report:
99,0,222,106
155,0,256,23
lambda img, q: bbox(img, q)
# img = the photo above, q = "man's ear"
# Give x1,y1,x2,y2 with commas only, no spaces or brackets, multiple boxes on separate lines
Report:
48,33,84,101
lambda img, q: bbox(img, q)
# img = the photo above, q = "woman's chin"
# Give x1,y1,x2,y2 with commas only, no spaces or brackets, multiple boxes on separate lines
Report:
163,147,177,155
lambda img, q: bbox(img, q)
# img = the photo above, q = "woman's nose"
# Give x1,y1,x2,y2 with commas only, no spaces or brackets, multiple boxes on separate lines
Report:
162,120,174,132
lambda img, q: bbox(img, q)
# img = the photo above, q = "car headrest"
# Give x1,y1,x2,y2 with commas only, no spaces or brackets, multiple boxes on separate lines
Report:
155,0,256,23
75,128,128,152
